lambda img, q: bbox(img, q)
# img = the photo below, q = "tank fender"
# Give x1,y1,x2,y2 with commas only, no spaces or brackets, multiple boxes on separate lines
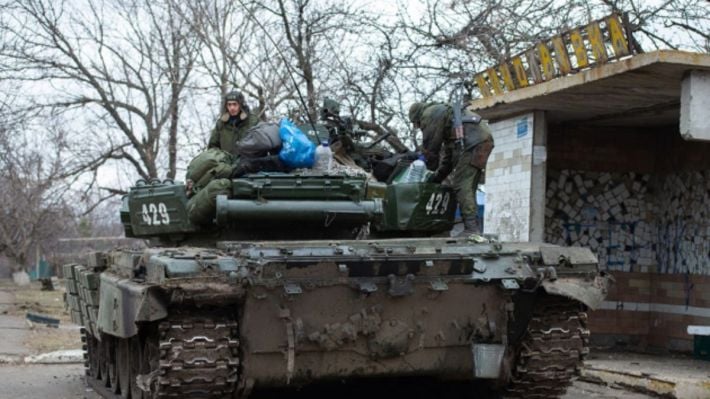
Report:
98,273,168,338
541,273,613,310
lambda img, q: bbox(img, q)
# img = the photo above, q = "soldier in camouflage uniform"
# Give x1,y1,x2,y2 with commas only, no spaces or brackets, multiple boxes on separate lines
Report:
409,102,494,236
209,90,259,154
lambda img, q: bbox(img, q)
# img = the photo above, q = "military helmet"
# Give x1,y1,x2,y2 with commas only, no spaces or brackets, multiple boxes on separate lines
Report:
225,90,245,105
408,102,427,124
221,90,249,121
321,98,341,117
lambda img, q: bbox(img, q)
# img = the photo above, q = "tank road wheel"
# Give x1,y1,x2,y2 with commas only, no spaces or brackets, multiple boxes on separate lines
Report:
135,323,161,398
117,338,131,398
105,336,120,393
98,336,111,387
96,338,107,386
504,295,589,398
83,329,101,380
91,336,102,380
129,335,145,399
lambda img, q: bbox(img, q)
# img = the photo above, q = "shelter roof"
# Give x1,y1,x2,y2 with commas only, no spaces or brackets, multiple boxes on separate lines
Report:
469,50,710,127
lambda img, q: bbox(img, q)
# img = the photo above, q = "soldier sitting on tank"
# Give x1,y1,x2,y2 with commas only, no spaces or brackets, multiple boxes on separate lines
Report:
209,90,259,154
408,102,494,236
185,90,259,195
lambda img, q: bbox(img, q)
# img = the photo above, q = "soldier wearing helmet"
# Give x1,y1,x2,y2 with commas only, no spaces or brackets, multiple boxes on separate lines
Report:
409,101,494,236
208,90,259,154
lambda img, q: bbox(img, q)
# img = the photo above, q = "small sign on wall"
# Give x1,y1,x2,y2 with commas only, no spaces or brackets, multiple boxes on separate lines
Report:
516,116,528,138
533,145,547,165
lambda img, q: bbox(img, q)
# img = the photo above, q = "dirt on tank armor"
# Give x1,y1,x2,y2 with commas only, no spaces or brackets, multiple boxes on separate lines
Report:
64,173,610,398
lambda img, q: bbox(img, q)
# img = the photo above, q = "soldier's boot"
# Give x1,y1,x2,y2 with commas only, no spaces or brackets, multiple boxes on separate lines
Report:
457,216,481,237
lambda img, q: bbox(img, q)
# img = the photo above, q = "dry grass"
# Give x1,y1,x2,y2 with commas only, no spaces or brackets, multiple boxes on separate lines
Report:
0,278,82,353
24,326,83,353
0,279,71,322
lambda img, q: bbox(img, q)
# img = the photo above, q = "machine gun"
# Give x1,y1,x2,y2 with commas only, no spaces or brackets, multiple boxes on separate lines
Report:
315,98,410,173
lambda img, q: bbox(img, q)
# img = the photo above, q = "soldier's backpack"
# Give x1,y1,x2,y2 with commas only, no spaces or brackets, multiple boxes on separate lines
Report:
234,122,281,158
231,155,289,178
186,178,232,225
186,148,234,192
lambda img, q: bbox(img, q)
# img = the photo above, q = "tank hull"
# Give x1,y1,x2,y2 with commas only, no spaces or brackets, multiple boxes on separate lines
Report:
65,238,609,398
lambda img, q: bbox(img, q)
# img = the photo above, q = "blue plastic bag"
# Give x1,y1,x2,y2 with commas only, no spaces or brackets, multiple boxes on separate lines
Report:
278,118,315,168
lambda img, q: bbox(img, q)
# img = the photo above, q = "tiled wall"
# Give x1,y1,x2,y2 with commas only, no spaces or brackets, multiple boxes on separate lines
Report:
483,113,534,241
545,125,710,352
544,169,710,275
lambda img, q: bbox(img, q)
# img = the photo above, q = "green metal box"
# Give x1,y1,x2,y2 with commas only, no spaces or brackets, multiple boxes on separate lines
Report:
694,335,710,361
377,182,456,232
125,181,196,237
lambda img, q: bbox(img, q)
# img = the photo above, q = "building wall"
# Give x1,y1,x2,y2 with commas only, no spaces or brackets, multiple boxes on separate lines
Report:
588,272,710,352
483,113,534,241
546,125,710,351
546,126,710,275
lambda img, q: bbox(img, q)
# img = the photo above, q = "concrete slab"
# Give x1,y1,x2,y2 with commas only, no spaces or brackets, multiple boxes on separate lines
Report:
583,350,710,399
0,315,30,357
0,290,15,311
681,70,710,141
24,349,83,364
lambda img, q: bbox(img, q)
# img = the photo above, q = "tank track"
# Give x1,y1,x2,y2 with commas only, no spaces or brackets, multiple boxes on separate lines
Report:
84,312,240,399
156,314,240,398
504,295,589,398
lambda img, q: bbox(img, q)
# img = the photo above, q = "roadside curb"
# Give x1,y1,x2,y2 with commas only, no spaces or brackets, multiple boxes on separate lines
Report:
581,366,710,399
0,350,84,365
0,354,23,364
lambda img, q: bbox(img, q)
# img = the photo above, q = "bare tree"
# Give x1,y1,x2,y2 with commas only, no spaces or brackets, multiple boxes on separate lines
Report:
0,103,75,272
1,0,706,199
176,0,297,121
397,0,709,90
0,0,200,189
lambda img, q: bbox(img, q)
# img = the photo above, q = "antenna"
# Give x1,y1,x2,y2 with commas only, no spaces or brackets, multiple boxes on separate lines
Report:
236,0,323,143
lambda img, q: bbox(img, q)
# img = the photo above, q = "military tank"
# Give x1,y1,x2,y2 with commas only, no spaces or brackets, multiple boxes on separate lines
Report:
64,111,610,398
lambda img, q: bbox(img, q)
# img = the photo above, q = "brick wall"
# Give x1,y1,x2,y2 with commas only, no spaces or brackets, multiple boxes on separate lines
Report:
545,125,710,275
546,124,710,352
483,113,534,241
549,126,659,173
589,272,710,352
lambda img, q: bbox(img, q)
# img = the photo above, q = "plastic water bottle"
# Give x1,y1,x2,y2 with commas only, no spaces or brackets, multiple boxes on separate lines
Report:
314,141,333,172
403,155,426,182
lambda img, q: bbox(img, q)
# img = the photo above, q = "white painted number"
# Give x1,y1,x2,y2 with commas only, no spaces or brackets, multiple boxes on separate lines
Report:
425,192,450,215
141,202,171,226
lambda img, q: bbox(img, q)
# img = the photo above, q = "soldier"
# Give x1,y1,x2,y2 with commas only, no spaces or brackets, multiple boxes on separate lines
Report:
408,102,494,236
208,90,259,154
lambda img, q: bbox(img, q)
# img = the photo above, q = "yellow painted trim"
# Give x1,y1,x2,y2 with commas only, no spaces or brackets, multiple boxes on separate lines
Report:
552,36,572,74
587,22,608,63
608,14,630,56
570,29,589,68
487,67,504,95
538,42,556,80
511,57,529,87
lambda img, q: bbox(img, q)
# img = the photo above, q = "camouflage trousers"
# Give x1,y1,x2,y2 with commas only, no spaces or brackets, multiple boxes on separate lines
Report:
450,149,482,219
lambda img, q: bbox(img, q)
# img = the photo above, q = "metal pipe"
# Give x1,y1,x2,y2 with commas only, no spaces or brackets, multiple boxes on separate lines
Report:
215,195,382,225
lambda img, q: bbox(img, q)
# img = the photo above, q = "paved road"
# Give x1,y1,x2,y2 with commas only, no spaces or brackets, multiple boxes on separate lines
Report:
0,364,99,399
0,363,653,399
566,380,654,399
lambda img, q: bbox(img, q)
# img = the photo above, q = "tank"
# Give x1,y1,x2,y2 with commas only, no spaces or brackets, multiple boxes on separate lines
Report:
64,111,611,399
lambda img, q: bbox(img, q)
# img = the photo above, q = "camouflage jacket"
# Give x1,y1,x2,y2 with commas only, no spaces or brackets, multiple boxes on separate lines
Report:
419,103,493,179
419,103,452,170
208,112,259,154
